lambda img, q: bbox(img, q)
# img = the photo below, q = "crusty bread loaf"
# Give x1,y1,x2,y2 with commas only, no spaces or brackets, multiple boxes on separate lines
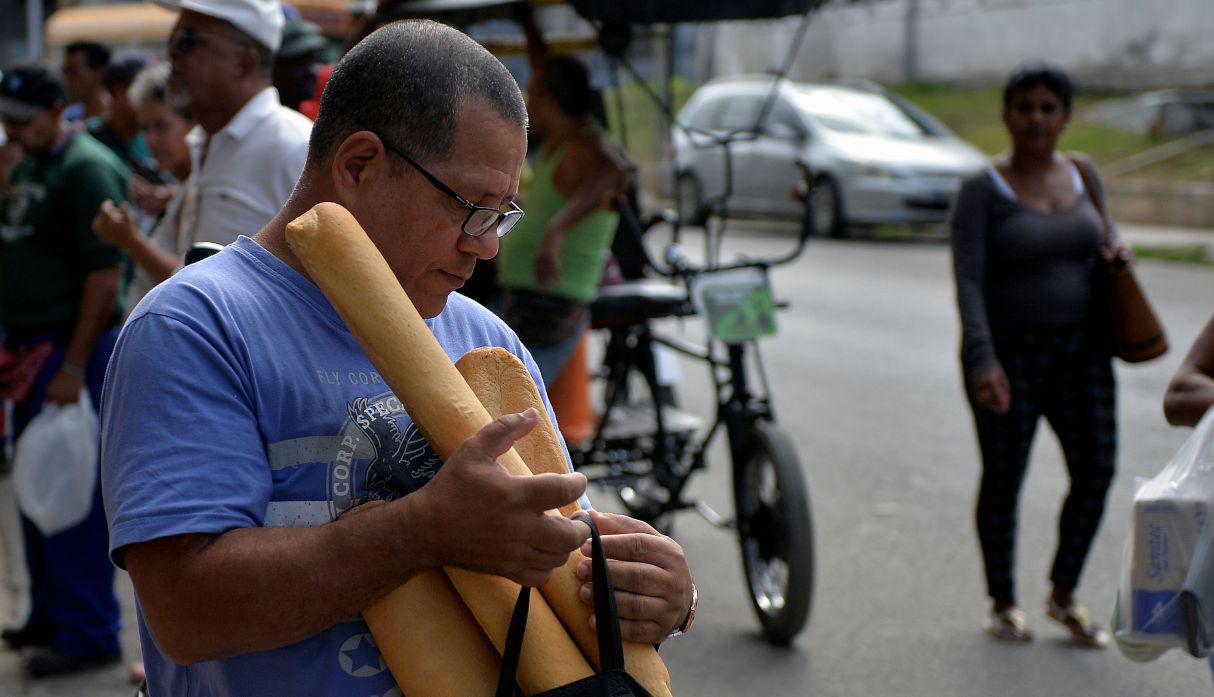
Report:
456,348,578,517
286,203,592,694
457,347,673,697
344,502,504,697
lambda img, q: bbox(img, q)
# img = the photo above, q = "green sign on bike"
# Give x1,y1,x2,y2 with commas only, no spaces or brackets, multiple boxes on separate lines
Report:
693,267,778,344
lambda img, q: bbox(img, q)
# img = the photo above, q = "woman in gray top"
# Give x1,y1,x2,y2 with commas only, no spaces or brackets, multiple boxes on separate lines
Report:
951,64,1129,647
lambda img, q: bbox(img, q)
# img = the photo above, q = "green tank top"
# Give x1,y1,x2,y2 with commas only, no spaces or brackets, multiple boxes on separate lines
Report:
497,129,619,304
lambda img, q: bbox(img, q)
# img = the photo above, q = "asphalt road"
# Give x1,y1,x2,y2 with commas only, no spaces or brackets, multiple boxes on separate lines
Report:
0,223,1211,696
648,223,1214,697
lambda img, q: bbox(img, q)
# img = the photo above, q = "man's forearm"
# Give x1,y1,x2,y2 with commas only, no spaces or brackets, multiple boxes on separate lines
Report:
125,497,436,664
125,233,183,284
64,265,122,367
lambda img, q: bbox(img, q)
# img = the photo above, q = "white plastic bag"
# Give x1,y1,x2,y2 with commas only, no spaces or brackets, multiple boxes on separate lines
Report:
1114,407,1214,661
12,390,98,537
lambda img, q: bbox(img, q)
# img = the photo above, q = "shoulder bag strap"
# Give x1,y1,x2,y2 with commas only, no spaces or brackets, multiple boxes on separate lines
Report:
496,585,533,697
574,512,626,672
496,514,625,696
1068,154,1114,250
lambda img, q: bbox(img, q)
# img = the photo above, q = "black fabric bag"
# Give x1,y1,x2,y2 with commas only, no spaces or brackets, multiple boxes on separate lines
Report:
495,514,655,697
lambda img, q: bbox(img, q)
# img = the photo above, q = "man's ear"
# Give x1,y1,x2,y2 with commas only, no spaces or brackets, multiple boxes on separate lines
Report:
234,46,261,80
330,131,389,206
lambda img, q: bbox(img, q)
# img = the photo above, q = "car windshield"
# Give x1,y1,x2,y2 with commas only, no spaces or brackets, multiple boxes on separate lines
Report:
794,88,927,139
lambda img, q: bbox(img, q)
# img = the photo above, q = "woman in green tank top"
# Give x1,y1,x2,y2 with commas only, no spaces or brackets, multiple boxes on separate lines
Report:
497,53,627,384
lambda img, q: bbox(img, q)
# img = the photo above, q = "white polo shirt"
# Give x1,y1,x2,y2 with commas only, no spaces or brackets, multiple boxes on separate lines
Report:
180,87,311,247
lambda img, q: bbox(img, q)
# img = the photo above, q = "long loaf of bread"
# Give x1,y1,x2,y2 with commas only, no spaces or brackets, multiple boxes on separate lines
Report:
344,501,505,697
286,203,591,694
457,348,673,697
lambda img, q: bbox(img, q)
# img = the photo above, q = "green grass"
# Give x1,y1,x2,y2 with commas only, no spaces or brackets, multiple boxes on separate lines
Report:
601,77,696,163
604,78,1212,182
891,82,1161,171
1132,244,1214,265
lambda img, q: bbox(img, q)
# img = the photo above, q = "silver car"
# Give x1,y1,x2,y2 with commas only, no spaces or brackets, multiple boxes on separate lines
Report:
671,77,988,236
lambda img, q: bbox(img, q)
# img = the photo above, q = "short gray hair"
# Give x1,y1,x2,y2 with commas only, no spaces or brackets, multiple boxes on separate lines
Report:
306,20,527,169
128,62,192,120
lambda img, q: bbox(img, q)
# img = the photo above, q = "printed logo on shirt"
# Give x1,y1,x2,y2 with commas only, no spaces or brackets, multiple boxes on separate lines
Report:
0,181,43,242
338,632,389,678
328,391,442,515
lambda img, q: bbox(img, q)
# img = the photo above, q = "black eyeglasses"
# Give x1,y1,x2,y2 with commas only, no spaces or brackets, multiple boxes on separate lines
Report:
376,134,524,238
168,28,253,55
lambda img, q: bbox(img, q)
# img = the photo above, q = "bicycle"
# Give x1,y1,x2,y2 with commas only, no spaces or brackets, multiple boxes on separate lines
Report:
568,162,817,644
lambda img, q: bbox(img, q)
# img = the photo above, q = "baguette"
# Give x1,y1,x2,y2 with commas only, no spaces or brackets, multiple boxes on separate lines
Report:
457,347,673,697
345,501,504,697
286,203,592,694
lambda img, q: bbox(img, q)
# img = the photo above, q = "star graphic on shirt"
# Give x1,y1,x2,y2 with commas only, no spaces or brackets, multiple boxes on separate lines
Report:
338,633,385,677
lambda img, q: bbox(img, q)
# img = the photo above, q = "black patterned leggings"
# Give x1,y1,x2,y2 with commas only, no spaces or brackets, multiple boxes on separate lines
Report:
967,324,1116,606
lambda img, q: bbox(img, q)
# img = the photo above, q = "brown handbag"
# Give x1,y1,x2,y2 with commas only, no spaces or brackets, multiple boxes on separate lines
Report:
1071,156,1169,363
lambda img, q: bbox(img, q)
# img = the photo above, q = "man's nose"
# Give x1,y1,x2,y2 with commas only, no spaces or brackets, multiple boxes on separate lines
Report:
459,230,500,260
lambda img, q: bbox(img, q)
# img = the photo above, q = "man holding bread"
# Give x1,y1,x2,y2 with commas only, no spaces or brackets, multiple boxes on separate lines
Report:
101,19,694,696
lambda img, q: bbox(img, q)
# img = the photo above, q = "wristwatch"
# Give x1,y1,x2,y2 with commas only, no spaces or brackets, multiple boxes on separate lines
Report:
667,583,698,638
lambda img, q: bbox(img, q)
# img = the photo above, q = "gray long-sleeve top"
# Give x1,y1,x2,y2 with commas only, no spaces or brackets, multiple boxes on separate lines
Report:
950,164,1108,377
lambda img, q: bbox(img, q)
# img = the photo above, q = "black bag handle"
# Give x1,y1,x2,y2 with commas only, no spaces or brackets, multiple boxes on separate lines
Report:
495,513,624,697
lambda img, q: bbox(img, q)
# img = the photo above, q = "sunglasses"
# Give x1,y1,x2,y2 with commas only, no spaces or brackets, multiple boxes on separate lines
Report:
168,27,254,54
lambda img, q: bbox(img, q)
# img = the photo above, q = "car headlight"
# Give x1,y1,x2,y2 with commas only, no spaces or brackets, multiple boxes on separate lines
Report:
839,160,907,179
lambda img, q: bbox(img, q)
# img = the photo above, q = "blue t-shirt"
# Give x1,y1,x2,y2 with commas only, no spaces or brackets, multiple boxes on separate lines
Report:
102,235,570,696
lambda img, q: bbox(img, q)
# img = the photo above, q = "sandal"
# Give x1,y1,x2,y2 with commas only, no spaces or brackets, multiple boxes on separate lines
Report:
983,605,1033,642
1046,597,1110,648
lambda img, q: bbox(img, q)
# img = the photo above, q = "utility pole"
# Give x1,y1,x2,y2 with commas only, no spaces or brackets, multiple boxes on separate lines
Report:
903,0,920,83
26,0,44,61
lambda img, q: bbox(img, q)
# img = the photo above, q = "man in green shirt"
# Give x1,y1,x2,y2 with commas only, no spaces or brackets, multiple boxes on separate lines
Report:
0,64,126,677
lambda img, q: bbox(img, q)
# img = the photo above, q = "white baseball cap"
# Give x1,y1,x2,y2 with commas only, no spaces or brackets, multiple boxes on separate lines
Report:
155,0,285,53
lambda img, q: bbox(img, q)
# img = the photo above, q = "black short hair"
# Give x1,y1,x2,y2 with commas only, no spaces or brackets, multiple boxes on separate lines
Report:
535,55,595,118
66,42,111,69
1003,62,1074,113
307,20,527,170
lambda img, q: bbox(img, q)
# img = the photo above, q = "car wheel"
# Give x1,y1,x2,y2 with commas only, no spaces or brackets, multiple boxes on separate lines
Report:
675,172,708,227
808,175,846,238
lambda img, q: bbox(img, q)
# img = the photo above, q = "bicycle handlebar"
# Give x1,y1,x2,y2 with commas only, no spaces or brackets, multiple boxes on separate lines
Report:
613,187,813,282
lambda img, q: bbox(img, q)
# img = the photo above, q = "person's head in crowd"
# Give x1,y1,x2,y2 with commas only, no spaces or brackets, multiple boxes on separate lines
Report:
63,41,111,109
1002,62,1074,159
526,55,595,140
159,0,283,133
274,19,327,113
103,53,152,137
129,63,194,182
0,65,69,156
294,19,527,318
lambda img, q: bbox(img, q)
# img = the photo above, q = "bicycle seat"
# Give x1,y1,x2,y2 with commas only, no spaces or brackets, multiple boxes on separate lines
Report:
591,279,692,328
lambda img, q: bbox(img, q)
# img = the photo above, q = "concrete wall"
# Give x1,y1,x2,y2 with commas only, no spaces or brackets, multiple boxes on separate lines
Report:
696,0,1214,90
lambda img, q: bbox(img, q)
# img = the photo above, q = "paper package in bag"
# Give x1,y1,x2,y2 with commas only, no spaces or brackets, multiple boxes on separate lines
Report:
1115,408,1214,661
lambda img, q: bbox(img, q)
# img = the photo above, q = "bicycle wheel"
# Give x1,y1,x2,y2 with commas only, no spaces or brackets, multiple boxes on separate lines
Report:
734,420,814,644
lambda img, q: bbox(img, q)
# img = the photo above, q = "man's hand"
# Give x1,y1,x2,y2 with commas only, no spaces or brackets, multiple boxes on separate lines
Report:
92,199,139,249
535,231,563,289
131,177,174,217
411,409,590,587
44,369,84,405
973,365,1011,415
574,509,694,643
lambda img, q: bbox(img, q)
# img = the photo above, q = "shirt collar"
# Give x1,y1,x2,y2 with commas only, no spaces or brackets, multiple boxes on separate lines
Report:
220,87,283,142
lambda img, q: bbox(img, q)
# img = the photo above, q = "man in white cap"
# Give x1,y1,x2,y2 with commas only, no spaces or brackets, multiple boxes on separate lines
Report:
156,0,311,251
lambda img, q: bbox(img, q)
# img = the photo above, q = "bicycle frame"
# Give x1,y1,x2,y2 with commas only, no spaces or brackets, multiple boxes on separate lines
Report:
574,259,786,527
